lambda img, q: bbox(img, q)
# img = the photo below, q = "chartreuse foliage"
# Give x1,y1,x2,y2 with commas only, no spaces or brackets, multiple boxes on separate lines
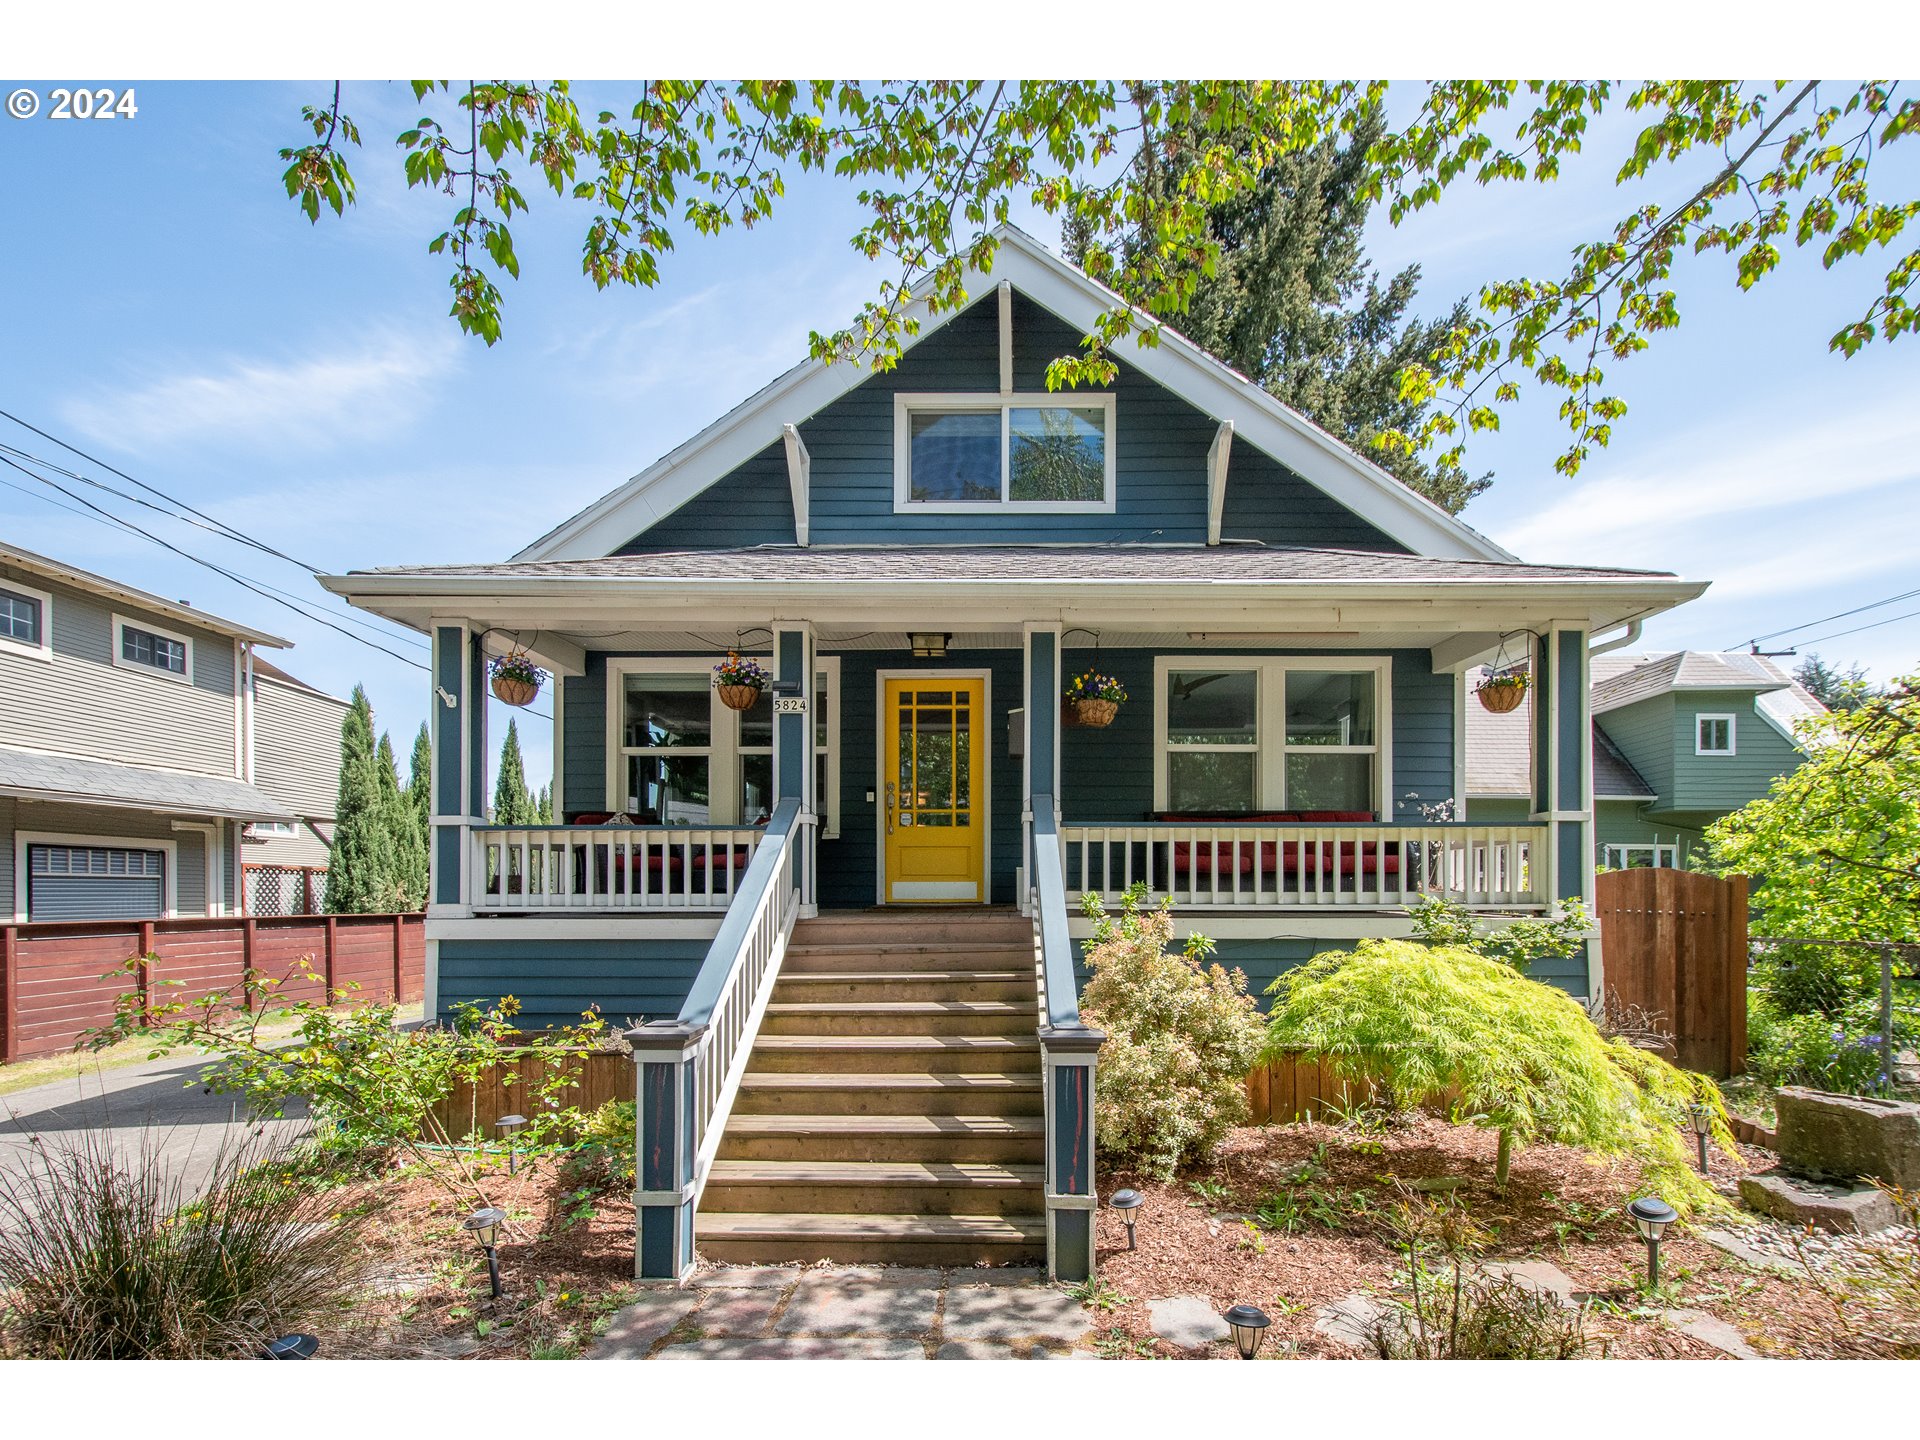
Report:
1265,940,1733,1212
283,81,1917,476
1079,886,1264,1180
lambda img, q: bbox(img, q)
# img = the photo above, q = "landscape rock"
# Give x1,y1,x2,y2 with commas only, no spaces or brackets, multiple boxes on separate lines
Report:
1313,1293,1387,1349
1661,1308,1761,1360
1148,1294,1230,1348
1738,1170,1900,1235
1694,1227,1803,1277
1478,1259,1579,1307
1774,1087,1920,1188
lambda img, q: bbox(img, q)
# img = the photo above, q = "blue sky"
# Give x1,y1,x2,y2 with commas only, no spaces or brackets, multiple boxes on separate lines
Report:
3,80,1917,797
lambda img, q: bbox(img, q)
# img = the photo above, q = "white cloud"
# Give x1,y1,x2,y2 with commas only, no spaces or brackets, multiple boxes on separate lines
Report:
58,329,461,453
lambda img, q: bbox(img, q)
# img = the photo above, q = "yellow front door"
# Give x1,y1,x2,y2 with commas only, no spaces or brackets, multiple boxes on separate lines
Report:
883,677,987,903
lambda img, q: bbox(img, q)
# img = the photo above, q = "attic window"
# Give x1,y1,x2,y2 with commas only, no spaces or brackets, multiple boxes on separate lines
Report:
894,393,1115,512
1696,714,1736,756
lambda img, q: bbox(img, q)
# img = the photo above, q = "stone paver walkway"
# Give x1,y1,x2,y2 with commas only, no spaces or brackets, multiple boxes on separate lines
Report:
588,1266,1096,1360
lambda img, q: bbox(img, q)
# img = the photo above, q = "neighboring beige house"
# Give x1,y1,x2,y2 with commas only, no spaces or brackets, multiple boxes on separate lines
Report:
0,541,336,922
242,655,348,912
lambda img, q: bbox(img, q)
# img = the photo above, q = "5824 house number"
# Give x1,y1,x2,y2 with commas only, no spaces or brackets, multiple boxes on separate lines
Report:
50,88,140,120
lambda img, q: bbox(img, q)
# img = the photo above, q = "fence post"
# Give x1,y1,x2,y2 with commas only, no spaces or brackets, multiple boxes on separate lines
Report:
625,1020,702,1284
1881,945,1896,1093
393,914,405,1003
242,917,258,1014
1727,874,1749,1077
137,919,157,1025
1,923,15,1062
322,915,337,1004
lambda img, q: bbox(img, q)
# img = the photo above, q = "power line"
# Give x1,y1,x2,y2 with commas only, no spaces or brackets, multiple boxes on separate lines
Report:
0,453,428,671
0,441,429,654
1736,584,1920,650
1794,606,1920,650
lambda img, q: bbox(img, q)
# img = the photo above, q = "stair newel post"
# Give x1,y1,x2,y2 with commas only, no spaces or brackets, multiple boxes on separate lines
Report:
1039,1025,1103,1283
627,1019,704,1284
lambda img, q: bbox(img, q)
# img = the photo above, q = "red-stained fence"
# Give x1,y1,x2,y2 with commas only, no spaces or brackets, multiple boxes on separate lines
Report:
0,913,425,1062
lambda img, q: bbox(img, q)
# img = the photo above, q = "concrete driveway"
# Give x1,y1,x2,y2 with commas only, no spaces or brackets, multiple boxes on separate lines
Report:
0,1051,311,1204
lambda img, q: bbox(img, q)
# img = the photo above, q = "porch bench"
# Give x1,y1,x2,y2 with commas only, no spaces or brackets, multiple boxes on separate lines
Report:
1153,811,1403,878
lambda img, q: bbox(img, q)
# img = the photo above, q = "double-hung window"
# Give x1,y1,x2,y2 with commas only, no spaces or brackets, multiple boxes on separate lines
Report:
1695,714,1736,755
1604,843,1680,870
0,581,51,660
112,615,192,681
1155,657,1390,815
894,393,1116,512
609,658,841,835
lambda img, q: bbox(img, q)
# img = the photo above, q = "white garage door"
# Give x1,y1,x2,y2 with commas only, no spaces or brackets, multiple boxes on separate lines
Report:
27,844,166,921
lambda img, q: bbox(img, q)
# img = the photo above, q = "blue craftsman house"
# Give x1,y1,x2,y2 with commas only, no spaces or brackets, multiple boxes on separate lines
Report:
324,227,1706,1282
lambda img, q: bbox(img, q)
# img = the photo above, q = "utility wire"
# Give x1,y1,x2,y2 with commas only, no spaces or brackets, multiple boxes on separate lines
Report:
0,453,428,671
0,441,429,652
1735,584,1920,650
1793,606,1920,650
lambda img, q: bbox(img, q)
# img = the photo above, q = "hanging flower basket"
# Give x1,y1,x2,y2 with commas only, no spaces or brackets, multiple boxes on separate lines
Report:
714,651,769,712
1475,671,1529,714
488,651,547,708
1063,670,1127,730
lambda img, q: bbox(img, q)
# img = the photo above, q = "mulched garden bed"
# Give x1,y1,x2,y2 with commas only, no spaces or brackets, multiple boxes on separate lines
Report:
1087,1118,1909,1359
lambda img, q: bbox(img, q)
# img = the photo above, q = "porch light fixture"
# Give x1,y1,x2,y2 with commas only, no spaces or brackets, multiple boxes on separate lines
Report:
1223,1304,1271,1360
464,1206,509,1299
1108,1188,1144,1250
261,1333,319,1360
909,632,950,658
1688,1102,1712,1174
1627,1196,1677,1287
496,1113,528,1175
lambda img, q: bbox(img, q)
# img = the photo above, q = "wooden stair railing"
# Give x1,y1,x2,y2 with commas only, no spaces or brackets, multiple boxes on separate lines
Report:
627,798,801,1283
1030,796,1104,1283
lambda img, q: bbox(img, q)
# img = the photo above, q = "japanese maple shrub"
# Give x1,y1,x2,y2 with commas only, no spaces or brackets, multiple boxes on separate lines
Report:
1079,886,1264,1180
1265,940,1734,1211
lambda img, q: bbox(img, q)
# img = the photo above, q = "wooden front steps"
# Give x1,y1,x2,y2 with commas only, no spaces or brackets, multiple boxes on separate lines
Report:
698,908,1044,1267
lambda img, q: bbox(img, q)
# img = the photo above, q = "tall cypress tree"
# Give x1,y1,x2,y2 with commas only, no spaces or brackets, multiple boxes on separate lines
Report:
378,731,427,910
328,686,399,913
493,718,535,825
534,783,552,825
405,722,434,907
1067,108,1489,514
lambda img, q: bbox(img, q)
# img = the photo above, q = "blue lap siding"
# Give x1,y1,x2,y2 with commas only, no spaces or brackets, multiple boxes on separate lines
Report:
436,937,710,1030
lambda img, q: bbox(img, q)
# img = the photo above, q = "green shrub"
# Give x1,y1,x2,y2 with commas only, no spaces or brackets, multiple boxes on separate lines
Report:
0,1130,367,1359
1407,894,1591,972
1078,886,1264,1180
563,1100,637,1191
1748,998,1908,1094
1265,939,1732,1211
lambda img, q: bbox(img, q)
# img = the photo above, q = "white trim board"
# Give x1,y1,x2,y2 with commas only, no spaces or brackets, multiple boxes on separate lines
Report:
512,226,1513,564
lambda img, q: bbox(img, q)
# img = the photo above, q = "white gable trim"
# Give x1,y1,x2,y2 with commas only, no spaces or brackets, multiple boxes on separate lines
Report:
515,227,1513,564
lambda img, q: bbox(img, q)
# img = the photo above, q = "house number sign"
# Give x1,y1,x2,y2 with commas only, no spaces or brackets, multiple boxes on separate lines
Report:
774,696,808,714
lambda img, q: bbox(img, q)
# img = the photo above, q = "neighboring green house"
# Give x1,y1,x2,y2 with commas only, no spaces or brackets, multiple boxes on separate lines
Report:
1467,651,1825,870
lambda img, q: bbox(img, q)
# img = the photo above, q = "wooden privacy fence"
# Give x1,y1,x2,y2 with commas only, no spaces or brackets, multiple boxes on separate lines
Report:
424,1048,631,1139
1245,1051,1374,1125
0,913,425,1062
1596,866,1748,1077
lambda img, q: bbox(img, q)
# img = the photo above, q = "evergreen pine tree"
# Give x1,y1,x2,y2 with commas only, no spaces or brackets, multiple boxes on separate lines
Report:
534,783,552,824
379,731,427,910
1067,109,1489,514
405,722,434,907
328,686,400,913
493,718,535,825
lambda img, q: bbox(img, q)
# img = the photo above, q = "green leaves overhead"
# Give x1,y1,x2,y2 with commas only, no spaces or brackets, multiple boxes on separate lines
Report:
280,80,1919,475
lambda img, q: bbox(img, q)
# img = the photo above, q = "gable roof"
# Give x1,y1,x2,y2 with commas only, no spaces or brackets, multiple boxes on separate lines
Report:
251,655,348,707
1464,668,1656,799
1592,651,1797,714
515,226,1516,566
0,540,290,648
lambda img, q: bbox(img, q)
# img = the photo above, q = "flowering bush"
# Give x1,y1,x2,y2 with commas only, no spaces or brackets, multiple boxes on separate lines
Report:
1747,1000,1905,1094
1064,670,1127,704
1078,885,1263,1179
488,650,547,687
713,651,769,689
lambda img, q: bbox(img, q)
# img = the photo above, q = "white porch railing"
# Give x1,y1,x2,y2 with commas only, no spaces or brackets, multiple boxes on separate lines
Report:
626,799,803,1282
1059,822,1546,909
471,824,768,911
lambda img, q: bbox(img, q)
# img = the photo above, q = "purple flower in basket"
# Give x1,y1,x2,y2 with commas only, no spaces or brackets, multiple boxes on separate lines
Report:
714,651,770,688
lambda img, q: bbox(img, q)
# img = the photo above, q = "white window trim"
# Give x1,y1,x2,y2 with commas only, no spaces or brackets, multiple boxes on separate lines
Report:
0,578,53,662
1152,655,1394,815
603,655,841,836
14,830,180,922
248,821,298,838
1604,843,1681,870
1695,712,1737,756
892,391,1118,514
112,613,195,685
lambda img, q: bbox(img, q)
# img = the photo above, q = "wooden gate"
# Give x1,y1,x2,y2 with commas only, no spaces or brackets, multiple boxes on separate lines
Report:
1596,867,1748,1076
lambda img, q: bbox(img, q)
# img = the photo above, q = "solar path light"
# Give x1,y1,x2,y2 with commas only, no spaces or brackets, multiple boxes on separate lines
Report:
464,1206,509,1299
1628,1196,1677,1288
1223,1304,1271,1360
1108,1188,1144,1250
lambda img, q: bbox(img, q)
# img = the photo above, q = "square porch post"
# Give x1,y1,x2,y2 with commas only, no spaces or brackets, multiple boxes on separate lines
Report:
1533,625,1595,990
628,1020,700,1283
1022,622,1062,892
772,623,816,912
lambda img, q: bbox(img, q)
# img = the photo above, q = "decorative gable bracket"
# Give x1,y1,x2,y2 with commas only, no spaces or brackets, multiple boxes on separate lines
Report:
783,423,810,548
